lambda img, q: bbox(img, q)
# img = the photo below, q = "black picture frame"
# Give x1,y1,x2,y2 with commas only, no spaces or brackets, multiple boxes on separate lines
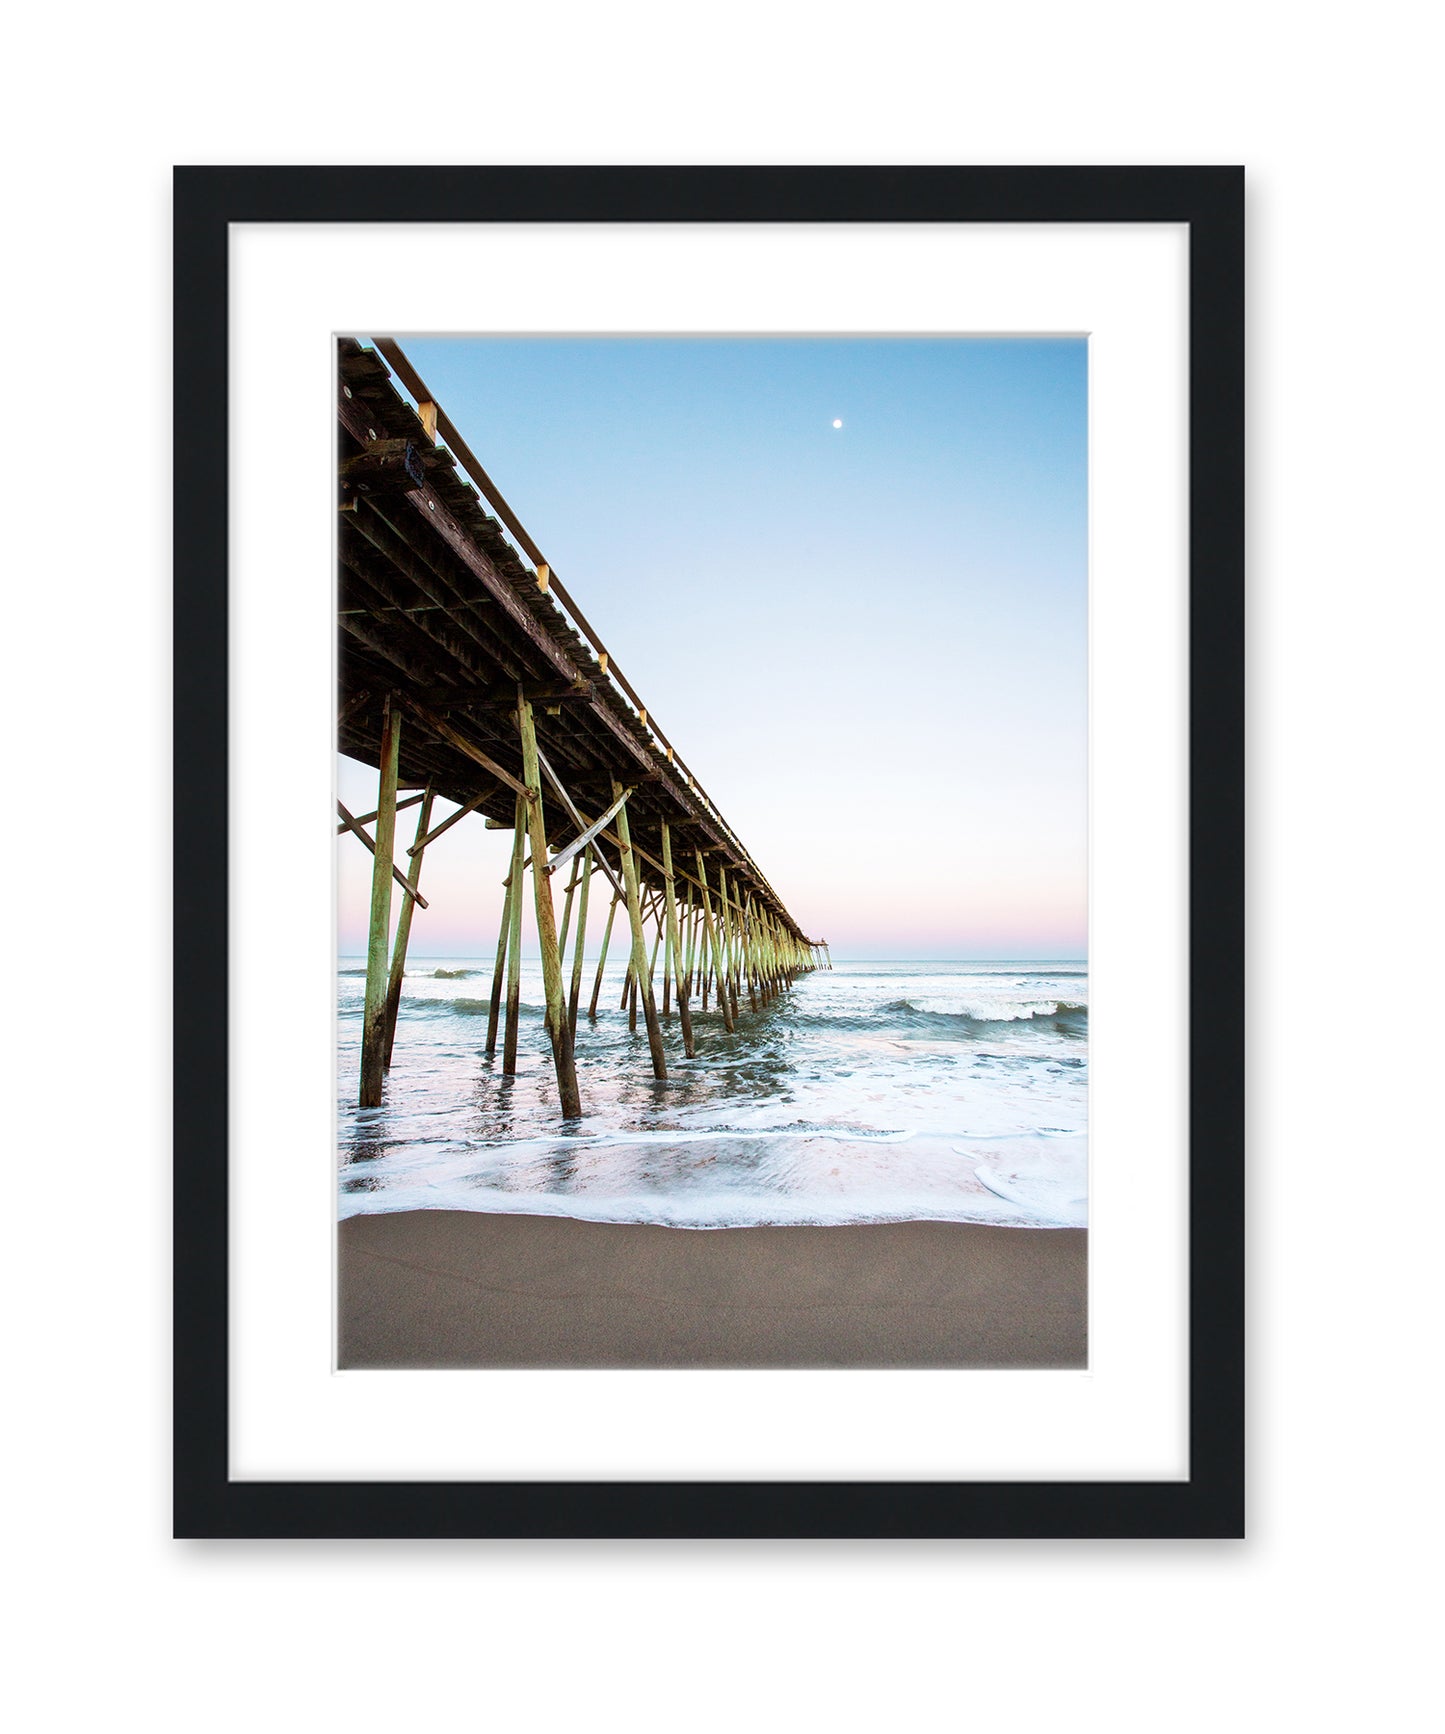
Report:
174,165,1243,1540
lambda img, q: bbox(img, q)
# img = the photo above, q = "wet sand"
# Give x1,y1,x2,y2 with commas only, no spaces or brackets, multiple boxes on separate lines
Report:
338,1210,1087,1368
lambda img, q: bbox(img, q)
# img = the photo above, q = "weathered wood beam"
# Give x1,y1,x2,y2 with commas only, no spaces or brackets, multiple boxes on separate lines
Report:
338,688,371,729
403,682,593,711
614,780,666,1078
337,801,429,909
694,850,735,1034
567,846,592,1042
717,865,740,1025
532,747,626,905
342,389,579,676
341,383,673,789
359,699,401,1106
485,837,515,1060
341,520,510,685
661,820,695,1058
339,790,426,832
547,785,631,879
382,787,435,1068
339,436,427,494
589,892,621,1020
501,789,527,1076
406,788,492,856
518,698,582,1118
556,851,582,961
398,694,529,801
346,493,553,700
337,603,447,689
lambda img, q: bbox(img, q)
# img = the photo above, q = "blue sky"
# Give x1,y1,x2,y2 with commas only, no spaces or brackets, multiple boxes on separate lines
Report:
339,335,1087,959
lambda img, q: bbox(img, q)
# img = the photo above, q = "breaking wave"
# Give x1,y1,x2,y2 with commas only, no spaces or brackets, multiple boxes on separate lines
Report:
337,958,1088,1228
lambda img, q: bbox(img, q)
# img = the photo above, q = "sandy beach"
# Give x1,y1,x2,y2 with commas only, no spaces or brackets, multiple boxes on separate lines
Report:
338,1210,1087,1368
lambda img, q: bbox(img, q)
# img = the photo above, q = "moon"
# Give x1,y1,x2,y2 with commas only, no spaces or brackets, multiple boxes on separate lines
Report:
831,418,843,429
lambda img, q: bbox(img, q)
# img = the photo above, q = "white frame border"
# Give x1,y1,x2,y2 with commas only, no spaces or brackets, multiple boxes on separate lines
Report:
230,221,1188,1481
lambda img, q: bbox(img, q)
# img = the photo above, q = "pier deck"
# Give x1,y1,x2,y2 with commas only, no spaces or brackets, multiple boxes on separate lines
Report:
337,338,824,1114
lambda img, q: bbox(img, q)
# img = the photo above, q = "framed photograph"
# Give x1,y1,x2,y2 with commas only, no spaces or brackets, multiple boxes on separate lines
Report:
175,165,1242,1538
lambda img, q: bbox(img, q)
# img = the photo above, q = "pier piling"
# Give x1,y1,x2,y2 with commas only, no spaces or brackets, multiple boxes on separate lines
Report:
517,696,582,1118
338,337,822,1116
383,784,435,1068
359,695,401,1107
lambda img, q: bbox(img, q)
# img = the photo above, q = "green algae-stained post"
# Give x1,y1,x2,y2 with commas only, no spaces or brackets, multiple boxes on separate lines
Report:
590,892,619,1019
501,790,527,1077
382,785,435,1069
661,820,695,1057
359,695,401,1108
556,851,582,963
486,796,525,1059
613,778,666,1078
567,845,592,1040
694,849,734,1034
517,698,582,1117
682,886,697,999
718,866,741,1025
741,893,759,1012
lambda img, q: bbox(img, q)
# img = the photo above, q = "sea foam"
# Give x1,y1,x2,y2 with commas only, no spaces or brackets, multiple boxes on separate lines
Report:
337,958,1088,1230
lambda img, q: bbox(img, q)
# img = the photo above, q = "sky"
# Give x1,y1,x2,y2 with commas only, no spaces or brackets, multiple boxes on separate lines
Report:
338,335,1087,960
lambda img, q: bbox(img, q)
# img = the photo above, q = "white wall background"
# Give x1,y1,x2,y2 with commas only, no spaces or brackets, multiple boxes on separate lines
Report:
4,5,1438,1730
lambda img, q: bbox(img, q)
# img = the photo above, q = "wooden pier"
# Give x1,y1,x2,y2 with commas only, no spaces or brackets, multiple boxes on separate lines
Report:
337,338,826,1115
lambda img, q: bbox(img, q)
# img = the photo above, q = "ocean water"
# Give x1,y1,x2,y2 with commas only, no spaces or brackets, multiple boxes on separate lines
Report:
338,958,1087,1229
